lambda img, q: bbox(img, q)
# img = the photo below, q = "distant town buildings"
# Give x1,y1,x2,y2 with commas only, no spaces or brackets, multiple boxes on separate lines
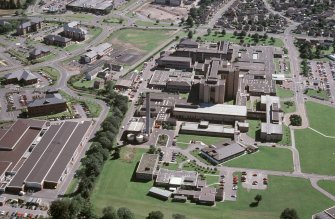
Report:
154,0,182,6
66,0,114,14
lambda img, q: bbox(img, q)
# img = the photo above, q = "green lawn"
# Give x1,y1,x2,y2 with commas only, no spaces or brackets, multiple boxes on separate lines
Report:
225,147,293,172
190,149,214,166
205,175,219,185
305,101,335,136
317,180,335,196
84,100,102,118
91,148,333,219
281,101,296,113
305,89,329,100
65,178,79,195
135,20,172,27
247,120,261,140
202,33,284,47
176,134,226,147
295,128,335,175
73,79,94,89
64,43,83,52
276,85,294,98
35,66,59,83
278,125,291,146
273,58,280,73
107,28,174,52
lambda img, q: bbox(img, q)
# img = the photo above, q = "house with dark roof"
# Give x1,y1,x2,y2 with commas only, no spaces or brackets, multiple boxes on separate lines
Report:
16,18,42,35
43,35,72,47
63,21,87,41
4,70,38,85
27,93,67,116
28,47,51,59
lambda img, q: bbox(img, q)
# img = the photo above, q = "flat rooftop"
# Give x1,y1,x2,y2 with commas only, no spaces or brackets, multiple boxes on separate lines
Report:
201,141,245,161
67,0,113,10
7,121,91,190
136,154,158,175
0,119,45,150
174,104,247,117
180,122,235,135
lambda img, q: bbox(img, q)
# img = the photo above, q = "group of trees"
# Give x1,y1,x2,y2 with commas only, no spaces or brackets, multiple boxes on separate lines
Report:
0,0,21,9
301,59,310,77
296,40,335,60
0,20,19,34
290,114,302,126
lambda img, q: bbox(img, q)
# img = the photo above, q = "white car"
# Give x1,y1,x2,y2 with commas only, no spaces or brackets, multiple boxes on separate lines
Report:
0,211,5,215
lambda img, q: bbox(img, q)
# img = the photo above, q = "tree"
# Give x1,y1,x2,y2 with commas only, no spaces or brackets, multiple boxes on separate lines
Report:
270,37,275,43
172,214,186,219
284,101,294,107
113,147,121,159
187,30,193,39
156,20,159,24
147,211,164,219
186,16,194,27
48,199,80,219
102,207,118,219
207,28,212,35
221,28,226,36
16,0,21,8
289,114,302,126
280,208,299,219
117,207,134,219
254,194,262,203
148,145,156,154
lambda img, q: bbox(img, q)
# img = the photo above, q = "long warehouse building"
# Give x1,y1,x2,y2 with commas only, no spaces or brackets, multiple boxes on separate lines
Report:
2,120,91,194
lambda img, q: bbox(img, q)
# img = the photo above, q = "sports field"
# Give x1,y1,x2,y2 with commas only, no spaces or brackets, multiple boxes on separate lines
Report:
107,28,175,53
225,147,293,172
90,148,333,219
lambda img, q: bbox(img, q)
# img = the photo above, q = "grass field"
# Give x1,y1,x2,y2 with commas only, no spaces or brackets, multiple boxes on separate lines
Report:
73,79,94,89
276,85,294,98
278,125,291,146
317,180,335,196
305,101,335,136
176,134,226,149
202,33,284,47
305,89,329,100
281,101,296,113
295,128,335,175
247,120,261,140
107,28,175,53
91,148,333,219
225,147,293,172
35,66,59,82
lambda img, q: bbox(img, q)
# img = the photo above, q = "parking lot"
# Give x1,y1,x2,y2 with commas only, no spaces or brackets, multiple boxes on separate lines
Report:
241,171,268,190
307,60,335,101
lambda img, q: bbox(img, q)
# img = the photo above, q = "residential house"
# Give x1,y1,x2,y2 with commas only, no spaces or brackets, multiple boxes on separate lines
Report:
16,18,43,35
44,35,71,47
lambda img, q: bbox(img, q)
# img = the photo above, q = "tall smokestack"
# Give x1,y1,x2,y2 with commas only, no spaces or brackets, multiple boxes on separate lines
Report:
145,92,151,134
